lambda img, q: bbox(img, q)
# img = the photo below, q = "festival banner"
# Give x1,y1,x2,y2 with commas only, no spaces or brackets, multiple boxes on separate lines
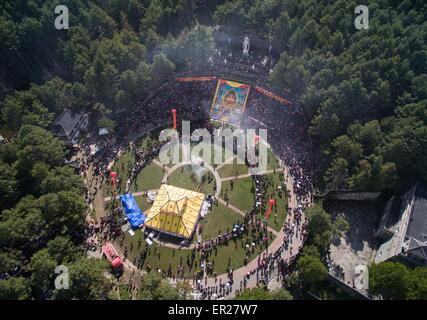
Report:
176,76,217,82
255,86,292,105
209,79,251,127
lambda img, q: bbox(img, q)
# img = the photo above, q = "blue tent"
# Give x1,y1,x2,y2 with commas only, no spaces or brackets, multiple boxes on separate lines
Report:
120,193,145,229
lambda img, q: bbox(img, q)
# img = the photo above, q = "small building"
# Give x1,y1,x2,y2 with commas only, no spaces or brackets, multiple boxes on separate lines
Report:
50,110,88,144
120,193,145,229
375,183,427,266
144,184,205,239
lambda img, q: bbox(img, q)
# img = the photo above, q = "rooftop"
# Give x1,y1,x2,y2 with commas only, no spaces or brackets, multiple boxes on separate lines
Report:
405,184,427,242
51,109,86,140
144,184,205,239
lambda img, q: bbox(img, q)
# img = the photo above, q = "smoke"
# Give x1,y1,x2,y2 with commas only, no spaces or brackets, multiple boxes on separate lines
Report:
190,156,208,183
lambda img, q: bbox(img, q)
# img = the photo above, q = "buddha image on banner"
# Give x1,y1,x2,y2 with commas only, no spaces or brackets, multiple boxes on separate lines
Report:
210,79,251,127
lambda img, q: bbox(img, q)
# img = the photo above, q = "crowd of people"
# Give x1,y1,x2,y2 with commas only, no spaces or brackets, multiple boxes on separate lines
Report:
71,33,316,299
196,167,311,300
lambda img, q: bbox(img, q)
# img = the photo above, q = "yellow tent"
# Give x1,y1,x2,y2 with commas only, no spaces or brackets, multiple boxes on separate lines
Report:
144,184,205,239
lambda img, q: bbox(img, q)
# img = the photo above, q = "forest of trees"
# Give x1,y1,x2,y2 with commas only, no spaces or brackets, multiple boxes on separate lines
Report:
0,0,215,300
0,125,111,299
369,261,427,299
263,0,425,192
213,0,426,192
0,0,425,300
0,0,217,136
2,0,425,193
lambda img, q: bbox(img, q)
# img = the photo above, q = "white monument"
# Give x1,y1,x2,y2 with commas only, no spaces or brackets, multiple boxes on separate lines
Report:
353,265,369,291
261,56,268,67
243,36,250,57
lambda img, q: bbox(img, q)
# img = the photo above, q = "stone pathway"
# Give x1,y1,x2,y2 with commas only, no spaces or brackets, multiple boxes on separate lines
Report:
104,189,159,202
90,133,310,299
162,160,223,197
216,155,237,170
221,169,275,182
216,198,279,237
199,166,309,299
152,159,169,171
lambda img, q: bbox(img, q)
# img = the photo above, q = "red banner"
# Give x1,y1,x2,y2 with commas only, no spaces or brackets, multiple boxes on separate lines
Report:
266,199,276,219
255,86,292,105
176,76,217,82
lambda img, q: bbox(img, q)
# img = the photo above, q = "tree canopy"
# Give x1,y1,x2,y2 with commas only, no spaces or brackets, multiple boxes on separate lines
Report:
235,286,293,300
369,262,427,300
0,126,110,300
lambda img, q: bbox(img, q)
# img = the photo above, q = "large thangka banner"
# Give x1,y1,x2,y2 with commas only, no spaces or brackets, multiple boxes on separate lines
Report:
210,79,251,126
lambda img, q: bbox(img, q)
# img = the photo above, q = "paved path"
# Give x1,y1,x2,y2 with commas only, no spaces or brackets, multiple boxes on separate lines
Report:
216,155,237,170
198,166,308,299
90,132,309,299
221,169,276,182
162,160,222,197
152,159,169,171
101,162,308,297
216,198,279,237
104,189,159,202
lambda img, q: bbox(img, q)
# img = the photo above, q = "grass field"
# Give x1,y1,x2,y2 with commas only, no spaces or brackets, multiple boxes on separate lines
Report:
115,227,275,277
167,164,217,195
221,177,255,213
104,149,134,196
266,148,280,170
198,202,244,240
134,195,153,212
256,172,288,232
218,163,249,178
130,162,164,192
103,129,287,276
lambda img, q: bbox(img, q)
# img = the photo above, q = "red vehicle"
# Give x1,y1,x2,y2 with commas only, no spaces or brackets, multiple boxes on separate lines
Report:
102,242,123,270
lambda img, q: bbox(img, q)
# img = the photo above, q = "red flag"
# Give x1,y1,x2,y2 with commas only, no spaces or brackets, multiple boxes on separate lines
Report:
110,171,117,189
266,199,276,219
171,109,177,129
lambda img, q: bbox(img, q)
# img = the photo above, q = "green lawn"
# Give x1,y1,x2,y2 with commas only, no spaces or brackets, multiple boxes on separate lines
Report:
266,148,280,170
199,202,244,240
134,195,153,212
167,165,200,190
198,171,217,195
221,177,254,213
115,227,275,277
218,163,249,178
130,162,164,192
167,165,217,195
251,146,281,172
104,149,134,196
257,172,288,232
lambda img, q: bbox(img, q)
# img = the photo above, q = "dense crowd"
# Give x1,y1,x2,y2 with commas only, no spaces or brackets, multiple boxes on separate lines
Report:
73,38,314,299
197,168,311,300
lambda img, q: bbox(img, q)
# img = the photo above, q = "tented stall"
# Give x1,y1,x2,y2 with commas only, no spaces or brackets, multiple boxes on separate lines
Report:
120,193,145,229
